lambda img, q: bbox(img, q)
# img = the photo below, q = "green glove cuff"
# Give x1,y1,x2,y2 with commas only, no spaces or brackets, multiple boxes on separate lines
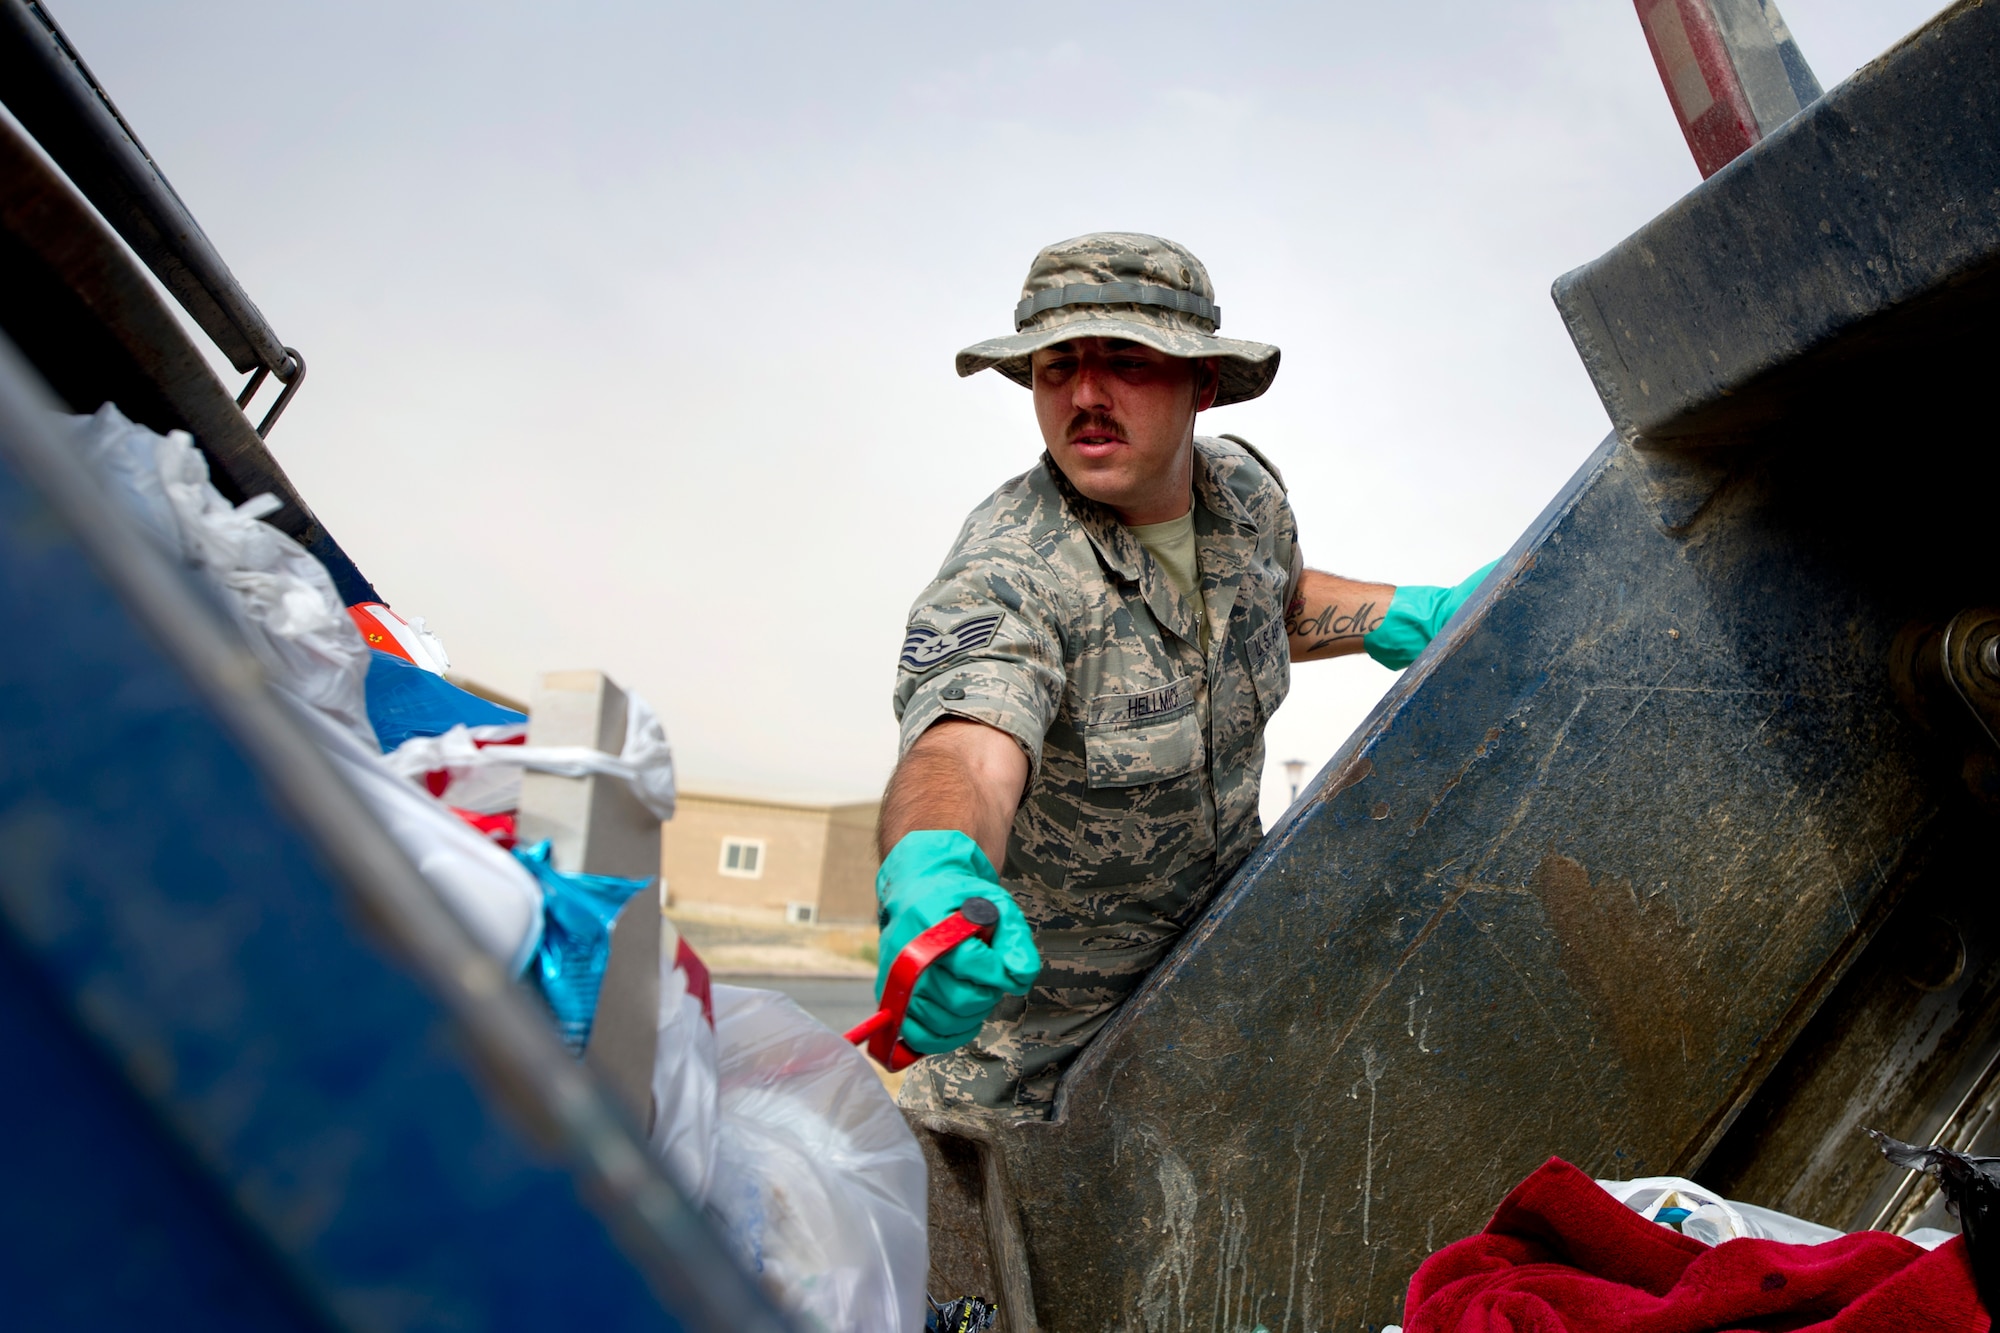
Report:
877,828,1000,904
874,830,1042,1055
1363,560,1499,670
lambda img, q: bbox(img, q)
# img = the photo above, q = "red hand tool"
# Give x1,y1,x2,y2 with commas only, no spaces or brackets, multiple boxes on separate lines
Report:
845,896,1000,1072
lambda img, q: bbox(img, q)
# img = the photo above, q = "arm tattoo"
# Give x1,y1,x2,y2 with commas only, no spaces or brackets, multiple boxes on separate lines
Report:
1285,597,1384,653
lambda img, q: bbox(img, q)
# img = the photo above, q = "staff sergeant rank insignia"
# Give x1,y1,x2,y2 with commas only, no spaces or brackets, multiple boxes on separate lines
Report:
900,612,1003,672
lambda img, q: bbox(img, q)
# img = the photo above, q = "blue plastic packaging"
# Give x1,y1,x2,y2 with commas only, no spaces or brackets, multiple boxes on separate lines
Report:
364,649,526,751
513,840,651,1053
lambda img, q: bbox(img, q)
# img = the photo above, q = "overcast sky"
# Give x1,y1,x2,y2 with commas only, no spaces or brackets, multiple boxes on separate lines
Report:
54,0,1947,821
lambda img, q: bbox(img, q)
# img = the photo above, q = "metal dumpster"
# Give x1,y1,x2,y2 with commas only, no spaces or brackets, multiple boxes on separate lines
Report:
0,4,788,1327
913,4,2000,1328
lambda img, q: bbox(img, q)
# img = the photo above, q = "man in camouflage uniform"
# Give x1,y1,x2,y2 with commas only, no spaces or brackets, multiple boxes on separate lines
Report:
874,233,1493,1122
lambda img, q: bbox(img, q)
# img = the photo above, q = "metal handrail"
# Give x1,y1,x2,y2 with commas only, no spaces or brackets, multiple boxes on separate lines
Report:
0,0,305,435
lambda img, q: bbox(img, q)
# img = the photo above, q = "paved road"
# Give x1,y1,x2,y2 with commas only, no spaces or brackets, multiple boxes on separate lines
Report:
723,974,877,1036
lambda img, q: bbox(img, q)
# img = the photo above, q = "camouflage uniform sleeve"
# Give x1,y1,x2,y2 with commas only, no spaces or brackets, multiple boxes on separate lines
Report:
1220,432,1304,606
1261,461,1303,609
893,534,1066,779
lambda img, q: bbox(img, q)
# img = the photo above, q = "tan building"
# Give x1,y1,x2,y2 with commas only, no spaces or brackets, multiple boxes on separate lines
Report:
661,791,882,924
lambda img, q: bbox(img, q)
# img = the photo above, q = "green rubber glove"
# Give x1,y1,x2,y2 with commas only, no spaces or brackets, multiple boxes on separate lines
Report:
875,830,1041,1055
1364,560,1500,670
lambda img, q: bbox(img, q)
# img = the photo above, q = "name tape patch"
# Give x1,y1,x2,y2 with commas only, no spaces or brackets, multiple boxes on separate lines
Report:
1087,677,1195,729
900,612,1003,672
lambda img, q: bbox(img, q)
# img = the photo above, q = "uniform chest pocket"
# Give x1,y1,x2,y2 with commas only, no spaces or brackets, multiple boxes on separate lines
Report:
1083,678,1204,789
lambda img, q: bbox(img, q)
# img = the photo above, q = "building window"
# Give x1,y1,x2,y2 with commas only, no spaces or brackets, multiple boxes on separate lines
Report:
719,837,765,878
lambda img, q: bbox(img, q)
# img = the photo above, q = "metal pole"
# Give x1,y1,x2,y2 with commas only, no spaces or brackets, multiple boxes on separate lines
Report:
1633,0,1823,178
0,0,305,432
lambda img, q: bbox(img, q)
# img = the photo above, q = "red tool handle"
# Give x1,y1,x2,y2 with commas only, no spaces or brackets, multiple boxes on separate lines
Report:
845,896,1000,1072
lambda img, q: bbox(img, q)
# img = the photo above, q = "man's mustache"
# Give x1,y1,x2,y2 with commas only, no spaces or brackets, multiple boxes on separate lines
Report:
1066,412,1128,442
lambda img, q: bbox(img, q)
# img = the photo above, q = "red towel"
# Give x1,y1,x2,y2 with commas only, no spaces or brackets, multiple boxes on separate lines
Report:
1405,1157,1986,1332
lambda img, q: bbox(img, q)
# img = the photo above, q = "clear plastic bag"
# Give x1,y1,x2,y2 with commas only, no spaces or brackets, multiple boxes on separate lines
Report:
648,935,719,1205
704,984,928,1333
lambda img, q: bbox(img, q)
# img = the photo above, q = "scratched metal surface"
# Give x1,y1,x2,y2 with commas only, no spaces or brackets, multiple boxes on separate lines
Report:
955,7,2000,1327
960,7,2000,1320
986,429,1934,1330
1699,820,2000,1231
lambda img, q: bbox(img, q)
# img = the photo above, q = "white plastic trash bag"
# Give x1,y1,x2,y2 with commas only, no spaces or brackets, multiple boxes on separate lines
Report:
383,692,676,819
380,723,530,814
617,694,676,820
63,404,542,971
63,403,376,750
1597,1175,1845,1246
281,688,544,974
703,984,928,1333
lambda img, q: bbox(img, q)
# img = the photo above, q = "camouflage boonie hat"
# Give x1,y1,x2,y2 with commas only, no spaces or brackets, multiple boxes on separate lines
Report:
956,232,1281,406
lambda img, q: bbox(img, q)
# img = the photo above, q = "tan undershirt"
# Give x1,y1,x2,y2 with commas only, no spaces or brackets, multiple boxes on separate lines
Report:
1128,509,1207,651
